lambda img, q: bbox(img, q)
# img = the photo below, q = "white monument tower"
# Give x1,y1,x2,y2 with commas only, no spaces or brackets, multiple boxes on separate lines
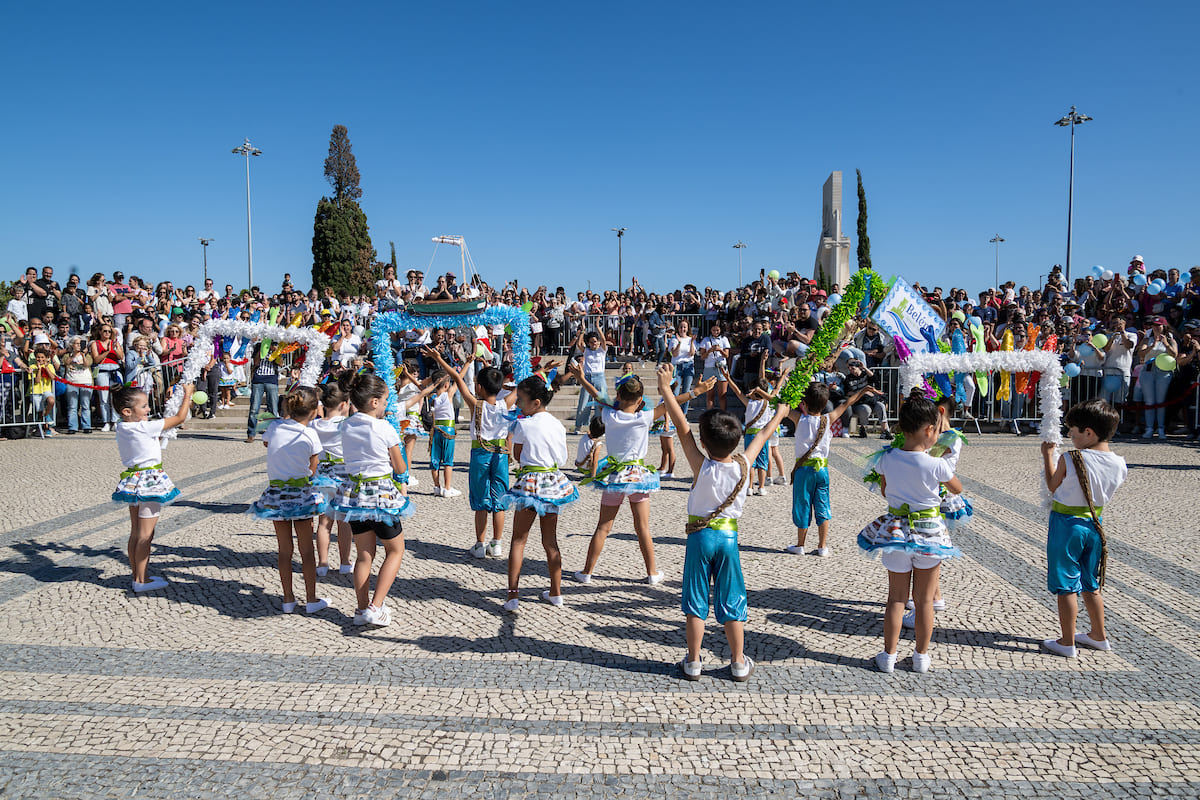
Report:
813,171,852,289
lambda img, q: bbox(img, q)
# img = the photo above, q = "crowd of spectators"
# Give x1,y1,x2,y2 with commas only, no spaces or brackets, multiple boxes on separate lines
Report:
2,254,1197,441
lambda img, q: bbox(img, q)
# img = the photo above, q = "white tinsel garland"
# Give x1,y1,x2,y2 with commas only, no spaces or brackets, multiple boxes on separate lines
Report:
160,320,331,444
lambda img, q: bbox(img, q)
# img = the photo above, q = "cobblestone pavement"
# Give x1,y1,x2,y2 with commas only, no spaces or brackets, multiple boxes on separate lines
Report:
1,428,1198,798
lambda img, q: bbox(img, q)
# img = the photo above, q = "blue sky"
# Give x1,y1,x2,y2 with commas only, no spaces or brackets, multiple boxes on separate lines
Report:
4,1,1197,298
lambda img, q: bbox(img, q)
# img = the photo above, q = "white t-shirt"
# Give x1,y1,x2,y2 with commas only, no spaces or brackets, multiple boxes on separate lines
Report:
1104,331,1138,376
334,333,362,364
263,419,322,481
582,346,606,375
687,458,748,522
115,419,165,469
311,416,347,461
793,413,832,461
1054,449,1127,508
6,300,27,322
700,335,729,369
600,407,654,462
432,392,455,423
671,335,695,366
576,435,601,466
341,412,401,476
512,411,568,468
397,382,420,414
744,398,769,431
877,448,955,511
938,435,963,472
471,399,511,440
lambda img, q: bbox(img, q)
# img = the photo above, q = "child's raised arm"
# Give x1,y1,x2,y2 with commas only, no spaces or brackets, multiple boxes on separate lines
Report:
1041,441,1066,492
720,366,748,403
743,403,790,466
656,364,703,475
404,380,439,410
162,383,195,432
654,375,716,420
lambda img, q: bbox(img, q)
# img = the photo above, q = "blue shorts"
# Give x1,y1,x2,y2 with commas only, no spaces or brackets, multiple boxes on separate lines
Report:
430,426,456,469
1047,511,1103,595
681,527,747,624
792,465,831,528
743,434,769,471
468,448,509,512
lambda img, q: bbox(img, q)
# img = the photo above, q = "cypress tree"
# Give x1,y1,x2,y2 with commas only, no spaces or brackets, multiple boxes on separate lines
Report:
312,125,375,293
856,168,872,271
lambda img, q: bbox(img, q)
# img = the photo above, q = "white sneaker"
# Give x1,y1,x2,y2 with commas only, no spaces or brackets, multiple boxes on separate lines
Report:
679,657,702,680
1074,633,1112,652
433,487,445,497
131,577,169,593
408,476,419,488
469,542,487,559
444,487,462,498
660,472,673,479
1041,638,1077,658
912,651,932,673
573,571,592,584
730,656,755,681
540,590,564,607
785,545,805,555
485,540,503,558
352,609,368,626
756,487,767,497
305,598,330,614
339,564,354,575
646,572,665,585
363,605,391,627
101,423,111,432
815,547,831,558
281,601,297,614
773,476,787,486
316,565,329,577
874,651,897,673
503,596,520,613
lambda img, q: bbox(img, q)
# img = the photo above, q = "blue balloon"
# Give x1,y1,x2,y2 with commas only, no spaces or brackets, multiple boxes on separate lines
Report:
1146,283,1162,296
1132,272,1147,286
970,315,983,328
1090,265,1105,278
1064,362,1082,378
1102,374,1124,394
1076,343,1093,357
827,293,842,305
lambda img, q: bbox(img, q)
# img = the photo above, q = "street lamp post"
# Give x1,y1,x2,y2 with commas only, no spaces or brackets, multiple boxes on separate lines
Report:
1054,106,1091,284
198,237,214,283
611,227,626,292
988,234,1004,290
231,138,262,290
732,241,747,288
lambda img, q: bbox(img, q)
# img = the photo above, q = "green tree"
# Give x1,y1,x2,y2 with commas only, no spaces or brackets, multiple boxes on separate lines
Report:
856,168,872,271
312,198,376,294
389,241,397,269
324,124,362,207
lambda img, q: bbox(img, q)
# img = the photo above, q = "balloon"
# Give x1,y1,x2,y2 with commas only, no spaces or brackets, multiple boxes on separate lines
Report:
970,316,983,328
827,293,842,305
353,326,365,337
1155,353,1178,371
474,342,489,358
1063,362,1081,378
191,391,208,406
767,270,780,280
951,310,966,323
1101,269,1114,281
1102,374,1124,394
1091,334,1108,349
1146,283,1162,296
1076,343,1093,357
1132,273,1147,286
1090,265,1104,278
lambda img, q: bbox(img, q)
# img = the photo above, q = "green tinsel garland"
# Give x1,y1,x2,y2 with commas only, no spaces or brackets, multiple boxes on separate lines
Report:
777,268,889,408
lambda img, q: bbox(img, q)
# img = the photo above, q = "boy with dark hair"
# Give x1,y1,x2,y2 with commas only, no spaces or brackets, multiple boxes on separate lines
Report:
1040,398,1126,658
658,364,788,681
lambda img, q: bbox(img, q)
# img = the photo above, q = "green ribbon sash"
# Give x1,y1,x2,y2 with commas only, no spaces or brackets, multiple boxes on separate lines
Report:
581,457,654,486
687,515,738,532
1052,501,1102,519
120,463,162,479
888,504,942,521
795,457,827,470
270,477,312,488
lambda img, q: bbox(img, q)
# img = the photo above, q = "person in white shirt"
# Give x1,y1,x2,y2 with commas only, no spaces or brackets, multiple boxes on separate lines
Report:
311,383,354,577
571,329,610,433
500,373,579,612
1100,318,1138,408
248,387,330,615
670,319,698,413
426,358,474,498
698,323,731,411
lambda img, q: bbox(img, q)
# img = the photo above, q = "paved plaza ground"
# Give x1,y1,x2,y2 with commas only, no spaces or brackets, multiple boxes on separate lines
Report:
0,428,1198,798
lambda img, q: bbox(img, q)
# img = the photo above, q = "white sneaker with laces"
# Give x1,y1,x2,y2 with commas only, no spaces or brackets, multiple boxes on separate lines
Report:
757,487,768,497
469,542,487,559
363,605,392,627
912,651,932,673
874,651,897,673
485,540,503,558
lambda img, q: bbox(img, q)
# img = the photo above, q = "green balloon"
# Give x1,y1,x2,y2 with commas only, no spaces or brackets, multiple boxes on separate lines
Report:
191,391,208,406
1091,334,1108,350
1155,353,1178,371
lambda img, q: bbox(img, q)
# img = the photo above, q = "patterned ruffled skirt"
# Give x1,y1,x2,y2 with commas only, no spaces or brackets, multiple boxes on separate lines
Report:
247,480,328,521
940,493,974,531
112,467,180,506
312,459,346,493
857,509,961,559
502,468,579,516
332,474,415,523
405,410,428,438
585,459,661,494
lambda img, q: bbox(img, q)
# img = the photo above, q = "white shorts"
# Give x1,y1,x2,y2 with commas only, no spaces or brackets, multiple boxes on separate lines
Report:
880,550,943,573
136,502,163,519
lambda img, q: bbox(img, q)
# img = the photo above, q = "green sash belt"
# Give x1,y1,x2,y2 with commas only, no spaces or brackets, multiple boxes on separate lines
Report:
745,428,763,435
516,464,557,477
687,515,738,532
434,420,456,439
1052,501,1102,519
581,457,654,486
120,463,162,479
270,477,311,488
888,504,942,521
795,457,827,470
472,439,507,450
320,456,344,464
351,473,393,485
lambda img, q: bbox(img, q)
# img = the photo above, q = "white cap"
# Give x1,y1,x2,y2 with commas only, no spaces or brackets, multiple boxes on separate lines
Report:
1131,254,1144,263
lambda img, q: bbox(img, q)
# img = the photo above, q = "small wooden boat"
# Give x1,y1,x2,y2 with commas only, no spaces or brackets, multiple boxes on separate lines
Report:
408,298,487,316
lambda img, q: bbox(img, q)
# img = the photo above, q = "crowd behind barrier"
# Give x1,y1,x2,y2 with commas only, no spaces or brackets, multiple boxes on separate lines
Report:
3,256,1198,440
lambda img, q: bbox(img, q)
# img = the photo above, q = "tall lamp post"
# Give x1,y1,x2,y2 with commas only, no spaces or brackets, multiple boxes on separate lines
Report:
198,237,214,283
1054,106,1091,284
611,227,626,292
732,240,747,288
988,234,1004,290
231,138,262,290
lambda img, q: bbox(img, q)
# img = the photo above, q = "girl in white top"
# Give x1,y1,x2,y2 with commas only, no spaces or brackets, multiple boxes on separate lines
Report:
424,346,520,559
571,328,610,433
311,383,353,577
670,319,698,413
501,373,579,612
763,367,791,487
393,363,438,491
699,323,731,411
428,363,472,497
111,382,194,593
332,373,415,628
575,416,605,476
248,387,329,615
570,366,713,585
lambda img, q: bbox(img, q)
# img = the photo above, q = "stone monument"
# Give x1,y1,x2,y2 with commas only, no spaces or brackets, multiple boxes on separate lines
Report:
813,171,852,289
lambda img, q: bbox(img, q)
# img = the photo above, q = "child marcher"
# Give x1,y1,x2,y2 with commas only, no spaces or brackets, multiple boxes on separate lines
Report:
311,383,353,576
501,373,578,612
764,367,791,486
570,365,712,585
1040,398,1126,657
720,366,772,495
429,361,474,497
247,387,330,614
218,353,238,409
424,346,518,558
575,416,605,477
332,373,416,627
857,388,964,674
650,394,677,478
785,381,870,557
657,364,788,681
111,382,195,592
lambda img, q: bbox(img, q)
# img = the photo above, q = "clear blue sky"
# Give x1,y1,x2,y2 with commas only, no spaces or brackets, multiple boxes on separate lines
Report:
4,1,1197,298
